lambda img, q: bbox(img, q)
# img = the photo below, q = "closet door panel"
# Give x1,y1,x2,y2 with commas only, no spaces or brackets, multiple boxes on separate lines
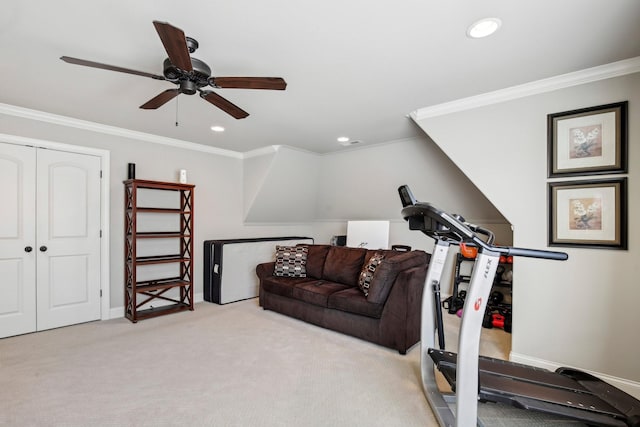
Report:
36,149,101,331
0,143,36,338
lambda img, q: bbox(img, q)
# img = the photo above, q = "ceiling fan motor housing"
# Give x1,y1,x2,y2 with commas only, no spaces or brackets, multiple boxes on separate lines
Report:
162,57,211,95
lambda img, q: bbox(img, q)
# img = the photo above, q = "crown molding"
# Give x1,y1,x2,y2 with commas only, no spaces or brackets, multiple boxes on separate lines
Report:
0,102,244,159
410,56,640,121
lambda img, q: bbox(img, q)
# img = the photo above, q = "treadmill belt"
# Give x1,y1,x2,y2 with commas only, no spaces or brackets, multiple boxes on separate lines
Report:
429,348,588,392
431,349,631,427
493,395,629,427
557,367,640,419
481,372,624,417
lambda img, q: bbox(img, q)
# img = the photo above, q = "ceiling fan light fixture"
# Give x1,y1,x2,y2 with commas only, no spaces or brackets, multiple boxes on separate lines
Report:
467,17,502,38
210,125,225,132
337,136,349,143
179,79,197,95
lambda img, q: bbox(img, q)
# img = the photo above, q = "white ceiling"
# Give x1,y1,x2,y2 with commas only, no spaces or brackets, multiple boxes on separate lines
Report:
2,1,639,154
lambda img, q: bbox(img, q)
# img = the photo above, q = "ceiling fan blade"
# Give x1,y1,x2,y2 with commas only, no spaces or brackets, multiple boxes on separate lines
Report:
60,56,165,80
140,89,180,109
153,21,193,72
211,77,287,90
200,91,249,119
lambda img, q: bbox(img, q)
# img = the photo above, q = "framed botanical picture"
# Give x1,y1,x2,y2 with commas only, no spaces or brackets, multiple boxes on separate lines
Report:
548,178,627,249
547,101,627,177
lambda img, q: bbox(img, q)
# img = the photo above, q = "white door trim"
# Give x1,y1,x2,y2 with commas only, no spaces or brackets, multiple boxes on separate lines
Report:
0,133,111,321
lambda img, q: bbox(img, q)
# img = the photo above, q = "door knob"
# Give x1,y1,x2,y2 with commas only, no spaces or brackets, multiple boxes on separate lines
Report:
25,246,33,253
39,246,48,252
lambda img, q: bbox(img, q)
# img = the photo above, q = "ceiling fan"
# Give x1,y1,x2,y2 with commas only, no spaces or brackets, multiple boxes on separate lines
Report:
60,20,287,119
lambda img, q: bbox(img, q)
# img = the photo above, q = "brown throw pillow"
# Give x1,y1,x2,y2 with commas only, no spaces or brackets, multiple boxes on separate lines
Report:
274,245,308,277
357,252,385,297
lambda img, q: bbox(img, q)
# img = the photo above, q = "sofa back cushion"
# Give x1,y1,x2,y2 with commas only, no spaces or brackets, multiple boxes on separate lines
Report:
366,250,428,304
362,248,404,265
304,244,332,278
322,246,367,287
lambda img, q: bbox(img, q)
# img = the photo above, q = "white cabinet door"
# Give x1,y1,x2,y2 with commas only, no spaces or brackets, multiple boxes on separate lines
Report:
0,143,37,337
0,143,102,337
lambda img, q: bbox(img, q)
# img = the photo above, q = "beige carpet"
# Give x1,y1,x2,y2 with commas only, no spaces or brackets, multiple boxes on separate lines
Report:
0,299,511,427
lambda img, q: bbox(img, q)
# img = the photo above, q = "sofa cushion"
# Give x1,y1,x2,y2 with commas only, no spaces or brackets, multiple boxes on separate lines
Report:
367,250,428,304
274,245,308,277
291,280,351,307
357,252,385,297
322,246,367,287
303,244,331,278
328,287,384,318
262,276,316,299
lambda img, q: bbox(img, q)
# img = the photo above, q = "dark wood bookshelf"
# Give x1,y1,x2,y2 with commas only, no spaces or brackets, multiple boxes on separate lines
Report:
124,179,195,322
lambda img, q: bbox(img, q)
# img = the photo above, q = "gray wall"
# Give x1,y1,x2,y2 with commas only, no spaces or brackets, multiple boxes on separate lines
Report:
312,137,512,257
415,72,640,395
245,138,509,242
0,114,315,311
316,137,506,224
243,138,511,253
244,138,512,294
1,110,506,313
244,147,320,223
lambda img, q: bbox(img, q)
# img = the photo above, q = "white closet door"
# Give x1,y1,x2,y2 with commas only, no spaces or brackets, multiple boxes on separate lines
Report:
36,148,102,331
0,143,37,337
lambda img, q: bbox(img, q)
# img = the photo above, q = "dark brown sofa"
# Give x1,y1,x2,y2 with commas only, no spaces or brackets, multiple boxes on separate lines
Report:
256,244,430,354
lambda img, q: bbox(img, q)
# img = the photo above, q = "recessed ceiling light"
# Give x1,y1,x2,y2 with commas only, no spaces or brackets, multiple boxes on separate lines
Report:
337,136,349,143
467,17,502,38
210,126,225,132
339,139,362,147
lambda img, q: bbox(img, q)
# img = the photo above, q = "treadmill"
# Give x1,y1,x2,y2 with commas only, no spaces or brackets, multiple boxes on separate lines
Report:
398,185,640,427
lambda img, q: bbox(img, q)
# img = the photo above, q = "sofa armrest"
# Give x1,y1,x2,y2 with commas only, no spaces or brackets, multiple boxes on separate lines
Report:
256,262,276,280
256,262,276,307
367,250,428,304
379,263,428,353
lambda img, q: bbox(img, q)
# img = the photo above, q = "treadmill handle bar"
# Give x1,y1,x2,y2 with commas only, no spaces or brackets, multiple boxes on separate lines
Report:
505,246,568,260
398,187,569,262
471,236,568,261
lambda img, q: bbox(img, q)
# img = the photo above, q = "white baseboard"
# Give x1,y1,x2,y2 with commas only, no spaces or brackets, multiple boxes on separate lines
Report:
109,306,124,319
510,351,640,400
108,292,204,320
